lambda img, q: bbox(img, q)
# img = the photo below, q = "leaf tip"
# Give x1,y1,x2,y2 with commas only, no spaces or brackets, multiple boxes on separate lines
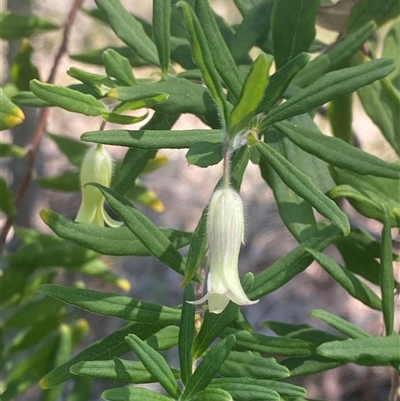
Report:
39,208,52,224
116,278,131,292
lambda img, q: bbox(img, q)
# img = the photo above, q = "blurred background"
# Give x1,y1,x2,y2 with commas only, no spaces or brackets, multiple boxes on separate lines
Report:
1,0,399,400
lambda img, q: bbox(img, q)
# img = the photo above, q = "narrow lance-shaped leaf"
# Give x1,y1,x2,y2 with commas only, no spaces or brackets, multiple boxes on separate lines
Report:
0,176,16,217
40,322,164,388
30,80,106,116
316,335,400,364
153,0,171,73
91,183,196,279
256,141,350,235
102,48,137,86
38,284,181,324
182,335,236,400
380,207,395,336
195,0,243,99
102,387,173,401
179,284,196,386
257,52,309,113
228,53,273,137
271,0,319,69
304,248,382,310
82,128,221,149
261,58,395,128
293,21,376,87
0,142,26,158
179,1,229,124
125,334,181,399
310,309,371,339
274,120,400,179
95,0,160,66
70,358,180,383
40,209,192,257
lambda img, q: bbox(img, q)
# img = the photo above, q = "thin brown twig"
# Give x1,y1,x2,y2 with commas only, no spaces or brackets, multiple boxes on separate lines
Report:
0,0,84,252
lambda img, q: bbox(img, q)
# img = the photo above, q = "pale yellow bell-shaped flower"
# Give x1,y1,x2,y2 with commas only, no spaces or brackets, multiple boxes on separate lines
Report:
76,144,122,227
192,187,258,314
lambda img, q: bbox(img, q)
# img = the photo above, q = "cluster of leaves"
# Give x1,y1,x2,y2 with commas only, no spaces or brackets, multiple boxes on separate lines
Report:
1,0,400,400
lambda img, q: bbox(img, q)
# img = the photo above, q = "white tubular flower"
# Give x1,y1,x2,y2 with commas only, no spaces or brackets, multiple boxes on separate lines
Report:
75,144,122,227
193,187,258,314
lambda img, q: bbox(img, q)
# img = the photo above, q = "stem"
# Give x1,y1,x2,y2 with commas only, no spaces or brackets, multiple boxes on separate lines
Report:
222,139,231,189
0,0,84,253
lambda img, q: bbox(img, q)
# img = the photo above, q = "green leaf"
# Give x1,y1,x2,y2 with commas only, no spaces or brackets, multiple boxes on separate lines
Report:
195,0,243,100
102,387,173,401
38,284,181,324
262,321,345,346
357,73,400,155
383,19,400,91
310,309,371,339
248,224,341,299
145,325,180,351
209,377,306,399
329,166,400,225
228,54,273,136
257,52,309,113
10,39,40,91
186,140,223,167
0,87,25,130
102,49,138,86
229,0,274,65
218,351,290,380
328,94,353,143
71,46,147,67
40,209,192,256
71,357,179,383
260,125,319,243
92,184,191,278
82,128,221,149
67,67,114,96
304,248,382,310
380,208,395,335
182,335,236,401
271,0,319,69
193,303,240,359
261,58,395,127
0,11,59,40
101,111,148,125
347,0,400,33
0,141,26,157
125,181,164,212
94,0,159,66
40,322,164,388
29,80,106,116
187,388,233,401
179,284,196,386
179,1,229,123
317,335,400,364
0,176,16,216
280,354,345,377
293,21,376,87
223,327,313,356
153,0,171,73
183,207,208,284
11,90,52,108
35,171,80,192
47,133,88,168
334,228,383,285
109,78,219,126
256,141,350,235
125,334,181,398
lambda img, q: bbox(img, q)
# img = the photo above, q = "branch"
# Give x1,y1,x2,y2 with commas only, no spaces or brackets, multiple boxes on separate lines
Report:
0,0,84,252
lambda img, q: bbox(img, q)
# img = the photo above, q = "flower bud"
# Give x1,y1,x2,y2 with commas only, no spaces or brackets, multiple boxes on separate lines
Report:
75,144,121,227
192,187,258,314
